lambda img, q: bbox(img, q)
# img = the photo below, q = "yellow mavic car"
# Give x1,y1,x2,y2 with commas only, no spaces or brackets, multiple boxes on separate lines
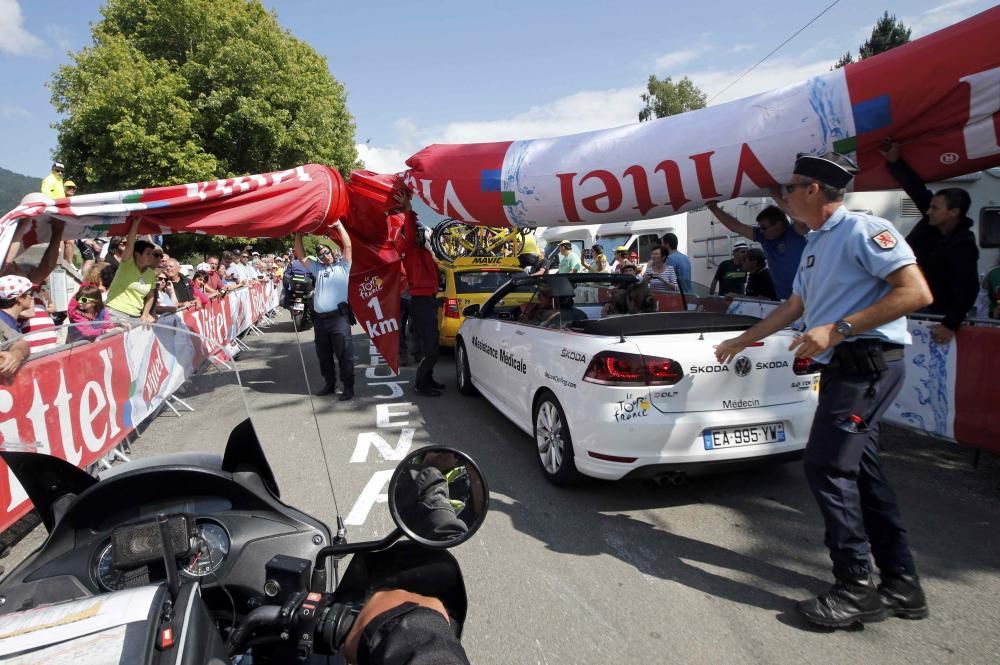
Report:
436,256,534,347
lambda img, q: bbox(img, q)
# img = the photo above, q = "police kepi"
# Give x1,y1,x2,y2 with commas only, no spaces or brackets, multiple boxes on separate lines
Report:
714,151,934,629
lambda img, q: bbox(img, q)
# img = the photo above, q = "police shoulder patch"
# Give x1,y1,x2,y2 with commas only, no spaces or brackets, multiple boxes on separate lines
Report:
870,230,897,250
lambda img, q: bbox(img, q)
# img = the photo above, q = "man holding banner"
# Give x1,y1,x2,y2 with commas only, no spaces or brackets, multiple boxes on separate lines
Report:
295,223,355,401
715,152,933,629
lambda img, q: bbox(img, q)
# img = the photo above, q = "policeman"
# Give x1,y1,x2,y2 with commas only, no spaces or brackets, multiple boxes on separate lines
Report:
295,223,355,400
715,152,933,629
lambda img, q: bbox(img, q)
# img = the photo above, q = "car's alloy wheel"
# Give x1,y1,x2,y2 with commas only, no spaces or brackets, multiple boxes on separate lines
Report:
455,340,478,396
533,394,579,485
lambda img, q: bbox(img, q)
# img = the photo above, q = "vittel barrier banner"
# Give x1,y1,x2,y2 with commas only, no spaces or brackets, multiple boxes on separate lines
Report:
405,6,1000,228
0,281,279,534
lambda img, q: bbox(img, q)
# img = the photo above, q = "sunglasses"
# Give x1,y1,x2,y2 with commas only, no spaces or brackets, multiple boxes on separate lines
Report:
318,249,332,256
156,277,167,282
78,297,99,304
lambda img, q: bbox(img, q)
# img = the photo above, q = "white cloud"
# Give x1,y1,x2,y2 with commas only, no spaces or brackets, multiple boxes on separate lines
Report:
45,23,73,52
356,144,411,175
686,56,836,105
0,103,30,118
653,49,700,72
907,0,987,37
0,0,43,56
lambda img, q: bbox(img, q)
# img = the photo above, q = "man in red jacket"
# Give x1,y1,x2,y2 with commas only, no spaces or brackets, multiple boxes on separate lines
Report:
394,190,445,397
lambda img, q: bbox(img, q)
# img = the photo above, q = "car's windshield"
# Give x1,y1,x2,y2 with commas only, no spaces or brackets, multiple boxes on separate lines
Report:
454,269,530,294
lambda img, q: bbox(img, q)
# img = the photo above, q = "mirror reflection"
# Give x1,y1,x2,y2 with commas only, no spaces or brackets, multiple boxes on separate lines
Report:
390,447,488,545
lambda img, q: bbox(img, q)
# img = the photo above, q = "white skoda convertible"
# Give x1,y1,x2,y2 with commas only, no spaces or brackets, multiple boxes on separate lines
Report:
454,274,818,485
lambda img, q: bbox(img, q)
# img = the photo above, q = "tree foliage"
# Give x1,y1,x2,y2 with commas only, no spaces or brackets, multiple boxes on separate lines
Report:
638,75,707,122
832,11,911,69
48,0,359,192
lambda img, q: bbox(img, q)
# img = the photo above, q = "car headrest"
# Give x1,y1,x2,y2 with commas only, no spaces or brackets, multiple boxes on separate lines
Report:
543,275,575,297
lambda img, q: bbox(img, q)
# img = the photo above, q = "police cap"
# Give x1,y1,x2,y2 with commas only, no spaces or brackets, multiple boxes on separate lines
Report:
793,151,858,189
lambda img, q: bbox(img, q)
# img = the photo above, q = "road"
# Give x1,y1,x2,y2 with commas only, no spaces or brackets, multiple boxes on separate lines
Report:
5,311,1000,664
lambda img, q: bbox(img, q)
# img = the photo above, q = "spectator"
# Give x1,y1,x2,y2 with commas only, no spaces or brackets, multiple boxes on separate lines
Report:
164,259,197,308
0,275,33,377
202,256,224,294
222,251,242,286
3,218,65,353
67,284,114,343
105,236,127,270
641,245,678,293
985,257,1000,320
82,261,108,293
882,141,980,344
585,244,609,273
192,270,212,303
743,248,777,300
661,232,692,289
518,247,548,276
40,162,65,199
556,241,583,273
153,272,178,316
105,218,160,323
158,252,171,272
705,200,807,299
611,246,630,273
711,242,748,296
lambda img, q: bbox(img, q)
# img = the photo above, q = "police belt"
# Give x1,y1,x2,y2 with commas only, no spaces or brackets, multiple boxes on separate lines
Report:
312,310,345,319
823,339,904,374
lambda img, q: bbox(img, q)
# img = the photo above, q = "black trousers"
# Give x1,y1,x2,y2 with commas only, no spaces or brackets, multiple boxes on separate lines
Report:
804,358,915,579
399,297,411,355
410,296,439,388
313,312,354,390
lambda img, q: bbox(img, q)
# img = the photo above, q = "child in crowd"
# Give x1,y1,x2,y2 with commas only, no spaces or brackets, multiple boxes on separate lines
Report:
67,284,114,342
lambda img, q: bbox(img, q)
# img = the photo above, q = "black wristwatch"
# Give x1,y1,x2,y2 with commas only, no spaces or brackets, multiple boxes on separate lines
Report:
834,319,853,337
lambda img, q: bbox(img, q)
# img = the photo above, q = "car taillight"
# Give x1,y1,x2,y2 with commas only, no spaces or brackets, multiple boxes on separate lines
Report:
444,298,461,319
793,356,816,375
584,351,683,386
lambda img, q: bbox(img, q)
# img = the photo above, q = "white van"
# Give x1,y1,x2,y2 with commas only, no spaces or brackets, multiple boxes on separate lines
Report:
536,216,688,271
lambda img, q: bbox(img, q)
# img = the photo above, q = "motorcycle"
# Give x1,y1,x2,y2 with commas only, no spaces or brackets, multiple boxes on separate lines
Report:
287,271,315,332
0,323,488,664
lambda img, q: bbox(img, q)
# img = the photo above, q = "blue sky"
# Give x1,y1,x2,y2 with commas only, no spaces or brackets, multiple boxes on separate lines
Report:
0,0,993,180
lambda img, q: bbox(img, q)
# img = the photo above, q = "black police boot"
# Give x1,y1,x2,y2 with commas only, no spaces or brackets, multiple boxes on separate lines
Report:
429,379,446,390
796,576,888,628
879,573,929,620
314,384,336,396
338,386,355,401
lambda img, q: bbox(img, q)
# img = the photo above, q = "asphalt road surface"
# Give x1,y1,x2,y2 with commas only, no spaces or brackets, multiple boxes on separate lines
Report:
5,311,1000,664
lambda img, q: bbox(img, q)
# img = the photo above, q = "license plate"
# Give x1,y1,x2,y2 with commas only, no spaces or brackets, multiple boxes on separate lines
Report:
292,304,305,311
703,423,785,450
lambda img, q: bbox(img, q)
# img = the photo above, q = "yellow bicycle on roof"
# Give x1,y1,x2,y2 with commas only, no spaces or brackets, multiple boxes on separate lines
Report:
431,219,536,262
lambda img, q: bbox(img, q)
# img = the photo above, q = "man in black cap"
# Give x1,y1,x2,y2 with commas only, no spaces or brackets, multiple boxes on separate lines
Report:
715,151,934,629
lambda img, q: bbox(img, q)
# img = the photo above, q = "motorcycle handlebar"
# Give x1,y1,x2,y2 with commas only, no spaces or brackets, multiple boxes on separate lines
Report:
226,595,362,657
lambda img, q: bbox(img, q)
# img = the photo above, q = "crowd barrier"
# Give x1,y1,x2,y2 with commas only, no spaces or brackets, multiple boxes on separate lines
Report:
0,281,282,534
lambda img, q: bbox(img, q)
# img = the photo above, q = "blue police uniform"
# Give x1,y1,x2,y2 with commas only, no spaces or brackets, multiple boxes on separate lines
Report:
793,206,917,581
308,258,354,396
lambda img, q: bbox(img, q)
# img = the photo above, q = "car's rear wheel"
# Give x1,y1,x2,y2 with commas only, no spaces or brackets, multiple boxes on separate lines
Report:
533,392,580,486
455,340,478,396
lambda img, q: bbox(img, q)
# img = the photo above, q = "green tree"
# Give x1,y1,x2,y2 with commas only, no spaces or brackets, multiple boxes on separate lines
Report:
832,11,911,69
49,0,359,193
638,74,707,122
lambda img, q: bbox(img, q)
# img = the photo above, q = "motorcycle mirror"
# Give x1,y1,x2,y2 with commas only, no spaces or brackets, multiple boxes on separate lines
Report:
387,446,489,548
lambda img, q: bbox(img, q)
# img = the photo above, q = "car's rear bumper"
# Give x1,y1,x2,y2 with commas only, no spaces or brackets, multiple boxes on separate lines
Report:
571,398,816,481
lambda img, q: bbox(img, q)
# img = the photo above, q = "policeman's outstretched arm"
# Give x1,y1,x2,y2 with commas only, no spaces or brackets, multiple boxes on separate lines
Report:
788,265,932,358
294,233,312,271
714,295,805,363
334,220,352,264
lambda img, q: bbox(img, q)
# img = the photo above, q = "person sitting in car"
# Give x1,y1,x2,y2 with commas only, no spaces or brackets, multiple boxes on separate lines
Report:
519,287,556,324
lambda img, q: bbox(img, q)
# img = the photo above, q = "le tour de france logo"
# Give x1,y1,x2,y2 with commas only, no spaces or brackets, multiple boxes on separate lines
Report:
359,274,384,300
